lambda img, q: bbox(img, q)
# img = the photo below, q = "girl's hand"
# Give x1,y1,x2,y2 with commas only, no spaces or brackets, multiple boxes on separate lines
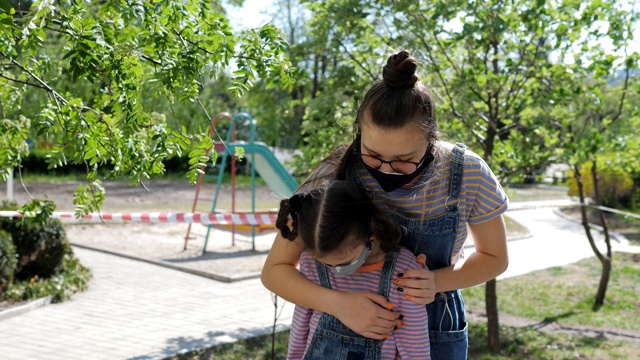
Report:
332,291,401,339
396,254,436,305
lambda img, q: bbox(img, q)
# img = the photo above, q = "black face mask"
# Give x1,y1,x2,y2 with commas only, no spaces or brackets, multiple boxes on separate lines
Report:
356,140,434,192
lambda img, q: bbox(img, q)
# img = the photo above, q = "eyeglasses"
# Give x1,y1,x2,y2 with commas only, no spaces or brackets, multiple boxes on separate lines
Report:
353,150,429,175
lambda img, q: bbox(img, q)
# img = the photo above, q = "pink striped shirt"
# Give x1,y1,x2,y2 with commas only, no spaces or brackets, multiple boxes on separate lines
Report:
287,248,431,359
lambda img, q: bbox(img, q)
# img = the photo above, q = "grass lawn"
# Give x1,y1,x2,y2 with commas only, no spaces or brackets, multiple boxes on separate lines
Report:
463,251,640,359
167,251,640,360
504,184,570,202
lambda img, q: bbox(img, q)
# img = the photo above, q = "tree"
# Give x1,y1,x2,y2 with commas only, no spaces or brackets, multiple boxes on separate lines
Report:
0,0,294,216
544,0,640,310
241,0,379,167
239,0,310,149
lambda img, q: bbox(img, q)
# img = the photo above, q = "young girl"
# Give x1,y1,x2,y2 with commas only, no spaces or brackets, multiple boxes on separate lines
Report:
275,180,430,360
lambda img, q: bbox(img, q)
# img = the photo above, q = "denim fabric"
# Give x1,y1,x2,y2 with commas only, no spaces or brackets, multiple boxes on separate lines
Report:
426,290,468,360
349,143,469,360
303,248,402,360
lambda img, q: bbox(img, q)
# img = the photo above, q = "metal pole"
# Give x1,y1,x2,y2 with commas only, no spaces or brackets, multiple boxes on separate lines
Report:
7,168,14,201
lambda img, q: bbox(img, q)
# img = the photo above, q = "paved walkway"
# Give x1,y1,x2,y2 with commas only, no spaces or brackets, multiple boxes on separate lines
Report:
0,248,294,360
0,201,638,359
498,202,640,279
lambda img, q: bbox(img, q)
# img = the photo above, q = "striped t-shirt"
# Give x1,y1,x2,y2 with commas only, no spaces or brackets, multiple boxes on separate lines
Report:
287,249,431,359
299,141,509,265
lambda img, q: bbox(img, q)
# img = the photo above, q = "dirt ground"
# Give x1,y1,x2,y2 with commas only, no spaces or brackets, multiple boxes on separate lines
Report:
2,180,284,281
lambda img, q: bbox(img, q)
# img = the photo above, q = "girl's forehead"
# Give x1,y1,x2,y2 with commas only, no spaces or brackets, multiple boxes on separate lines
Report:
360,120,426,155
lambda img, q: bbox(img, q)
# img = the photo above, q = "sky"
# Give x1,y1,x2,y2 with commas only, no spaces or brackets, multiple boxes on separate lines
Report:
225,0,273,30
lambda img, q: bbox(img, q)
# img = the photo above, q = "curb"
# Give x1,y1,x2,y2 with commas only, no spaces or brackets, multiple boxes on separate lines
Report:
70,243,261,283
0,296,52,322
551,208,629,244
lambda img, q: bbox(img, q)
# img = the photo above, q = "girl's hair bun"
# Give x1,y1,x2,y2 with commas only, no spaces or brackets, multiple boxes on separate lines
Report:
382,50,419,89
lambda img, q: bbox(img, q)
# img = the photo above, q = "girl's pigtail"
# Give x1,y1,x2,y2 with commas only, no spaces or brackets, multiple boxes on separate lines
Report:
275,198,294,241
370,210,401,253
276,194,306,241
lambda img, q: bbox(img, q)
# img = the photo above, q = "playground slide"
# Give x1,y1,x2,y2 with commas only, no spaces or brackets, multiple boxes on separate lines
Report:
225,142,299,198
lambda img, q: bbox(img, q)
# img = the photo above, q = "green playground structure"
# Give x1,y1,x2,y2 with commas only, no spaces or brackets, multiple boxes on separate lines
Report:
184,112,298,254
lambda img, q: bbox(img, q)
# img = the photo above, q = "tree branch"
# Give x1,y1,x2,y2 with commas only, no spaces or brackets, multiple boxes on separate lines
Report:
501,37,544,115
415,42,483,143
141,54,162,66
336,38,377,81
603,64,630,131
1,55,68,106
420,15,489,106
0,72,48,90
496,122,519,136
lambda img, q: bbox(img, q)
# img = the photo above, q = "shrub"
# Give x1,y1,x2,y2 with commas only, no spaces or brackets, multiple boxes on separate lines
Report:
20,148,85,176
2,252,92,303
567,162,635,208
0,230,17,293
0,201,70,281
21,148,192,176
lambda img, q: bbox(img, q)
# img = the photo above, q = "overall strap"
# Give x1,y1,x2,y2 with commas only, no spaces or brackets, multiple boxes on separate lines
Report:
377,246,403,298
315,260,332,289
445,143,466,211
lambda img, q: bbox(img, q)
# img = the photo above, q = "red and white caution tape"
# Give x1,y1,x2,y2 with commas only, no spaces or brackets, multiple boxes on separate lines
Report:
0,211,277,225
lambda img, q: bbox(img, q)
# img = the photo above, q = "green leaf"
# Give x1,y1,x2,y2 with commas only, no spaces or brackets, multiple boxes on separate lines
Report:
0,0,14,15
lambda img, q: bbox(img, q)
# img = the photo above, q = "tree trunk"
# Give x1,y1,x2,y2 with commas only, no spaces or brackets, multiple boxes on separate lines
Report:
590,160,613,310
486,279,500,351
594,256,611,310
482,130,499,352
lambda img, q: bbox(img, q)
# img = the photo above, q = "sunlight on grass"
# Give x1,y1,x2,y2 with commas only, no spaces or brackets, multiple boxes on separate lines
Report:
468,322,640,359
463,252,640,331
504,215,529,239
504,185,569,202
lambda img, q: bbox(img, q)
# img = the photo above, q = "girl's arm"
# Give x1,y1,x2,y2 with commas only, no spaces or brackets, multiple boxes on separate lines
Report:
287,304,312,360
261,232,401,339
401,215,508,298
434,214,508,291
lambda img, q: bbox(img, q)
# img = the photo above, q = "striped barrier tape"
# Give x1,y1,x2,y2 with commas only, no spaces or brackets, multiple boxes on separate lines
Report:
2,203,637,223
0,211,277,225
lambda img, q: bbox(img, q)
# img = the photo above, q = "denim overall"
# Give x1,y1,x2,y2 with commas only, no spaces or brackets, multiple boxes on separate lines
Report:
349,143,468,360
303,247,403,360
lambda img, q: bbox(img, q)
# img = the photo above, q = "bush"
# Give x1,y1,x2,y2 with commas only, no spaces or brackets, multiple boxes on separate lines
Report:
0,201,70,281
20,148,85,176
567,162,635,208
0,230,17,293
2,252,92,303
21,147,192,176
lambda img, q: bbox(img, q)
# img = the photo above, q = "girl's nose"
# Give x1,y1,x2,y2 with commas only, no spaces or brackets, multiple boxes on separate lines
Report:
379,162,396,173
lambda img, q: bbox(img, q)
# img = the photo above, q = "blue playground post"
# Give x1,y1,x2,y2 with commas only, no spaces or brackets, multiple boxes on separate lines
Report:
203,112,257,254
